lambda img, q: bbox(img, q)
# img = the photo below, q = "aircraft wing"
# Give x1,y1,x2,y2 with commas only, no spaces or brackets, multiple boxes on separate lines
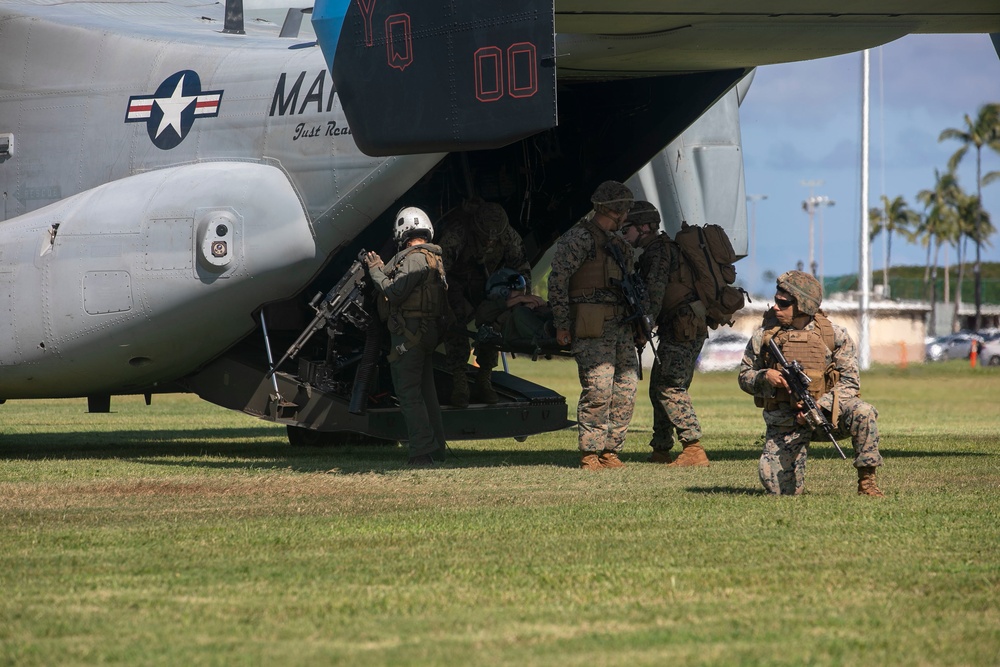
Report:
550,1,1000,76
313,0,1000,155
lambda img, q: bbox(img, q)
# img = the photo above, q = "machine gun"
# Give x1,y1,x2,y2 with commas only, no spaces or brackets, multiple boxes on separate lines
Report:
766,337,847,459
268,250,372,378
605,241,654,380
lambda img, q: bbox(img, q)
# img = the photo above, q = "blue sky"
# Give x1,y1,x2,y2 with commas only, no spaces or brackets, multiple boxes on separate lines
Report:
738,33,1000,295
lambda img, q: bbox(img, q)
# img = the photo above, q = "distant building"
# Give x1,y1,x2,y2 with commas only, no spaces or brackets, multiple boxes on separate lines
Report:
728,295,1000,365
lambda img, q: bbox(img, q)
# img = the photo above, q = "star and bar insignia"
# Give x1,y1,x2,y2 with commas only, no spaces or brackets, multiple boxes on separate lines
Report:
125,70,223,150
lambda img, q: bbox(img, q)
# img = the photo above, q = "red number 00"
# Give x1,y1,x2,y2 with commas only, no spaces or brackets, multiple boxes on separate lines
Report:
474,42,538,103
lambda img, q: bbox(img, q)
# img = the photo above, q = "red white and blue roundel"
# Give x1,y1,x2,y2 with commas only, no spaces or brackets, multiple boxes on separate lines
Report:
125,70,223,150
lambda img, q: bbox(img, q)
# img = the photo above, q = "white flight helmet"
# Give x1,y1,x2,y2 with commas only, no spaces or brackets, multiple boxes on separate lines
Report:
393,206,434,245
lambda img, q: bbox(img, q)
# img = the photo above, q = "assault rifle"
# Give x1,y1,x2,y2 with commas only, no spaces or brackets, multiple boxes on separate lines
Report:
766,337,847,459
604,241,654,380
267,250,372,378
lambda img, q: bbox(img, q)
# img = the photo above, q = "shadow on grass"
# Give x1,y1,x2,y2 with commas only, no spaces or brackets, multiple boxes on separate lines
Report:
0,428,984,475
685,486,768,496
0,429,583,473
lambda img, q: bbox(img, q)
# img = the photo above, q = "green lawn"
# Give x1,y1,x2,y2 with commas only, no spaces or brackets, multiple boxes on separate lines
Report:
1,359,998,666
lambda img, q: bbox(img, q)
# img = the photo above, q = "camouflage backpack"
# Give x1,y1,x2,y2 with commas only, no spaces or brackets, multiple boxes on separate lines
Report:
669,222,749,329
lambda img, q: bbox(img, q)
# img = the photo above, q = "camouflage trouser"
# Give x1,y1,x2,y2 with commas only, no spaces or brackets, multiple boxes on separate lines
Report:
760,396,883,495
389,317,447,459
572,320,638,454
648,331,707,451
442,293,497,372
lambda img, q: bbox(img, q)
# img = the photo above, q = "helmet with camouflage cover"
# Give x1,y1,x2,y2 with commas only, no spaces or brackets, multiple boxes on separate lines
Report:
624,200,661,230
473,202,509,242
776,270,822,316
590,180,634,215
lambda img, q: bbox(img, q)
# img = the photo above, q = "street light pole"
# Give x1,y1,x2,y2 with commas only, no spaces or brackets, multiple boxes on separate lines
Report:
801,194,834,278
800,180,823,275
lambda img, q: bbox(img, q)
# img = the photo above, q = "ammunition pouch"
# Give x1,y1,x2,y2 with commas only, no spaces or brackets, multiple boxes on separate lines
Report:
760,396,787,411
710,285,747,324
668,305,706,342
571,302,615,339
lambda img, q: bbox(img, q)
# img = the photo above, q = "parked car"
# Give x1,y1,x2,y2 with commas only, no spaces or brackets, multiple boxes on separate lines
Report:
697,331,751,372
979,329,1000,343
925,332,983,362
980,339,1000,366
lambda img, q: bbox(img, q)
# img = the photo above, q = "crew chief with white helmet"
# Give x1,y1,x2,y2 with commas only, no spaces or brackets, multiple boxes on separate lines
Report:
366,207,449,466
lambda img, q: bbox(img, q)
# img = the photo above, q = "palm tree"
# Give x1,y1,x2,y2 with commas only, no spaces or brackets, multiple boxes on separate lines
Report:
939,103,1000,330
917,170,962,332
868,194,918,296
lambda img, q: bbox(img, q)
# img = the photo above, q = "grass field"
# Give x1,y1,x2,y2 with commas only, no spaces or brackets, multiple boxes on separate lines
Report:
2,359,999,666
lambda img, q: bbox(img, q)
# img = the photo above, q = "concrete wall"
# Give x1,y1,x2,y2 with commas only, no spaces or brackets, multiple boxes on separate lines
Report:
728,300,930,365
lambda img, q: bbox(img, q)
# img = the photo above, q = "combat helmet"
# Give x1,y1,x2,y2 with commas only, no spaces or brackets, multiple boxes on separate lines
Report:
776,270,822,316
393,206,434,245
473,202,509,242
625,200,661,229
591,180,634,215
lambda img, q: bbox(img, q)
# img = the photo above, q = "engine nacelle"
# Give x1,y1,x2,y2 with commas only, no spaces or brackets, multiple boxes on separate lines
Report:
0,162,317,398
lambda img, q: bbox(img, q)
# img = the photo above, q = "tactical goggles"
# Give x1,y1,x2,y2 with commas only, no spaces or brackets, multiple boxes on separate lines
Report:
773,296,795,309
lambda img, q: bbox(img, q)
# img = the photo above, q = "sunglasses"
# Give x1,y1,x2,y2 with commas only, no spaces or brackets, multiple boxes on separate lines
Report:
773,296,795,309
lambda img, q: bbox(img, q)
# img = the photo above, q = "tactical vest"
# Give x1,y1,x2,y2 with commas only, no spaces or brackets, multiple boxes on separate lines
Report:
759,311,837,410
380,245,447,321
568,220,624,300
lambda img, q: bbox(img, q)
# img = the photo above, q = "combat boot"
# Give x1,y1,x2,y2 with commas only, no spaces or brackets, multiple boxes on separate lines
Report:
580,453,603,470
474,367,499,404
450,370,469,408
647,450,673,464
599,451,625,468
666,441,710,467
857,466,885,497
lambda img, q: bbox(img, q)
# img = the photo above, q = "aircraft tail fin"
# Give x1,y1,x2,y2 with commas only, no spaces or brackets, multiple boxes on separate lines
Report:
312,0,556,156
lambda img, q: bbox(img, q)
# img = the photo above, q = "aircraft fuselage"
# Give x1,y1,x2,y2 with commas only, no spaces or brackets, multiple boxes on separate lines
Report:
0,3,441,398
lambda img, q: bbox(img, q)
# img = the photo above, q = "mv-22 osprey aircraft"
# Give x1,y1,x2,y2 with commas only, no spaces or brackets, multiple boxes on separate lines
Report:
1,0,999,445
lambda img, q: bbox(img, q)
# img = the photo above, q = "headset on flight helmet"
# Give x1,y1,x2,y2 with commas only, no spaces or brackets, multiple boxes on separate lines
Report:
393,206,434,245
485,268,528,300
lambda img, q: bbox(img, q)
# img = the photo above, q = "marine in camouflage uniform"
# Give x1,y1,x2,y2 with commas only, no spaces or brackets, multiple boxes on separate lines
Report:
737,270,885,496
622,202,709,467
365,208,448,466
437,201,531,407
548,181,638,470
